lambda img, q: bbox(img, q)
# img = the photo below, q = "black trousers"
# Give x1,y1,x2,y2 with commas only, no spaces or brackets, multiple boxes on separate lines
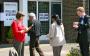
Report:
78,31,89,56
29,34,44,56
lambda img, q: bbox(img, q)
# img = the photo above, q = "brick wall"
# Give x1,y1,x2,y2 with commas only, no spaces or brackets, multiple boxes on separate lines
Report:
63,0,89,43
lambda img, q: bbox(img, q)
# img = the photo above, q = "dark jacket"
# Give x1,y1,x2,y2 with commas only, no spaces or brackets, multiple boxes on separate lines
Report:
78,15,89,33
77,15,89,42
29,19,41,37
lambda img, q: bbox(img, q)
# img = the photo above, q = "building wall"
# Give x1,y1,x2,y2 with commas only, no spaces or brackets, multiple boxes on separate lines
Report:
0,0,89,43
62,0,89,43
0,0,19,43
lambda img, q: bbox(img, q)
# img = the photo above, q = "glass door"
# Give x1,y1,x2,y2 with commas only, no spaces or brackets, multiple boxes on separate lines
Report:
51,2,61,19
38,2,49,35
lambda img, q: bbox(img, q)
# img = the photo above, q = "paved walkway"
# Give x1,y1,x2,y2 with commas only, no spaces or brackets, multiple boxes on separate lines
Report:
0,43,79,56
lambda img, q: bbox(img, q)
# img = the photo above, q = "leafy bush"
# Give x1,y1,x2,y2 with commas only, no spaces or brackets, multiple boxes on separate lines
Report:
7,28,13,39
66,47,81,56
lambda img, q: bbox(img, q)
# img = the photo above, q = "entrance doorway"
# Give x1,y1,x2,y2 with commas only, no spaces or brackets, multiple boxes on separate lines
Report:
28,1,62,40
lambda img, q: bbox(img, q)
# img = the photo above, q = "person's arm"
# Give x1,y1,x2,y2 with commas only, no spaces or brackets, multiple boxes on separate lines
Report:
24,24,33,33
48,24,55,40
84,17,89,29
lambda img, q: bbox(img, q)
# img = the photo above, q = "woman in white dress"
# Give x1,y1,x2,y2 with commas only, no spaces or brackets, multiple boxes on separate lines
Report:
48,15,66,56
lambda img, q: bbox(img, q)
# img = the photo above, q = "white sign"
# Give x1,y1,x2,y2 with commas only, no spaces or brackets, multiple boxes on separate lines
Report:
4,2,18,26
39,13,49,21
0,13,4,21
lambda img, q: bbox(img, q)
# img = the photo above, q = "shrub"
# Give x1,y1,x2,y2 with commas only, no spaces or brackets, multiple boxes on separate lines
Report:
66,47,81,56
7,28,13,39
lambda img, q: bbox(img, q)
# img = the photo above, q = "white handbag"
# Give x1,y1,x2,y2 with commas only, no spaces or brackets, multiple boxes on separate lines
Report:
9,47,18,56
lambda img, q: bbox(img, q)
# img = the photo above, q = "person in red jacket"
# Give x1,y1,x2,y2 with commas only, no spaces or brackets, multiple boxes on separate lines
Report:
11,11,32,56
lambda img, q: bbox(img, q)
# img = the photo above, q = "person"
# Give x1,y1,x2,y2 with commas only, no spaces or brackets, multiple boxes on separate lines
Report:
11,11,32,56
47,15,66,56
73,7,89,56
28,13,44,56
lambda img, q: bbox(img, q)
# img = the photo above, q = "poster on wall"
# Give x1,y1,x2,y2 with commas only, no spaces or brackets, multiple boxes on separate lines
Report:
39,13,49,21
4,2,18,26
0,13,4,21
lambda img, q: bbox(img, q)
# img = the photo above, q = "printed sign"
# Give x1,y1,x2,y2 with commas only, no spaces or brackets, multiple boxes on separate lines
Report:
39,13,49,21
4,2,18,26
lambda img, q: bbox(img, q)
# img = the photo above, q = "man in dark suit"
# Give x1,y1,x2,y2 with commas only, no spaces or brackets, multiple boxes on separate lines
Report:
28,13,44,56
74,7,89,56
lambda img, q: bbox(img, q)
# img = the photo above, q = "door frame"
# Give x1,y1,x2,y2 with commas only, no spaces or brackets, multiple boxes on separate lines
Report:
88,0,90,15
28,0,62,21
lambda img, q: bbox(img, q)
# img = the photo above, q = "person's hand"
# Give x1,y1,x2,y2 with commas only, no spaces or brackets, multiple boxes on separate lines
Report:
24,27,29,32
24,25,33,32
28,25,33,30
20,30,25,33
73,22,79,29
73,25,79,29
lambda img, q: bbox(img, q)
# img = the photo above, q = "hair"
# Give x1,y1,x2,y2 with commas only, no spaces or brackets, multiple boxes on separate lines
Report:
29,13,36,20
51,14,61,25
77,7,85,12
16,12,25,19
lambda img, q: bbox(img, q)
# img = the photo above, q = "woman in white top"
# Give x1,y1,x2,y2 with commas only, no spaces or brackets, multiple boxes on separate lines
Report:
48,15,66,56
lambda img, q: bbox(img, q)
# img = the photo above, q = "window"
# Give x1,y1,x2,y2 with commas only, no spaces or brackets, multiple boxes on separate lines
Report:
28,1,37,14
